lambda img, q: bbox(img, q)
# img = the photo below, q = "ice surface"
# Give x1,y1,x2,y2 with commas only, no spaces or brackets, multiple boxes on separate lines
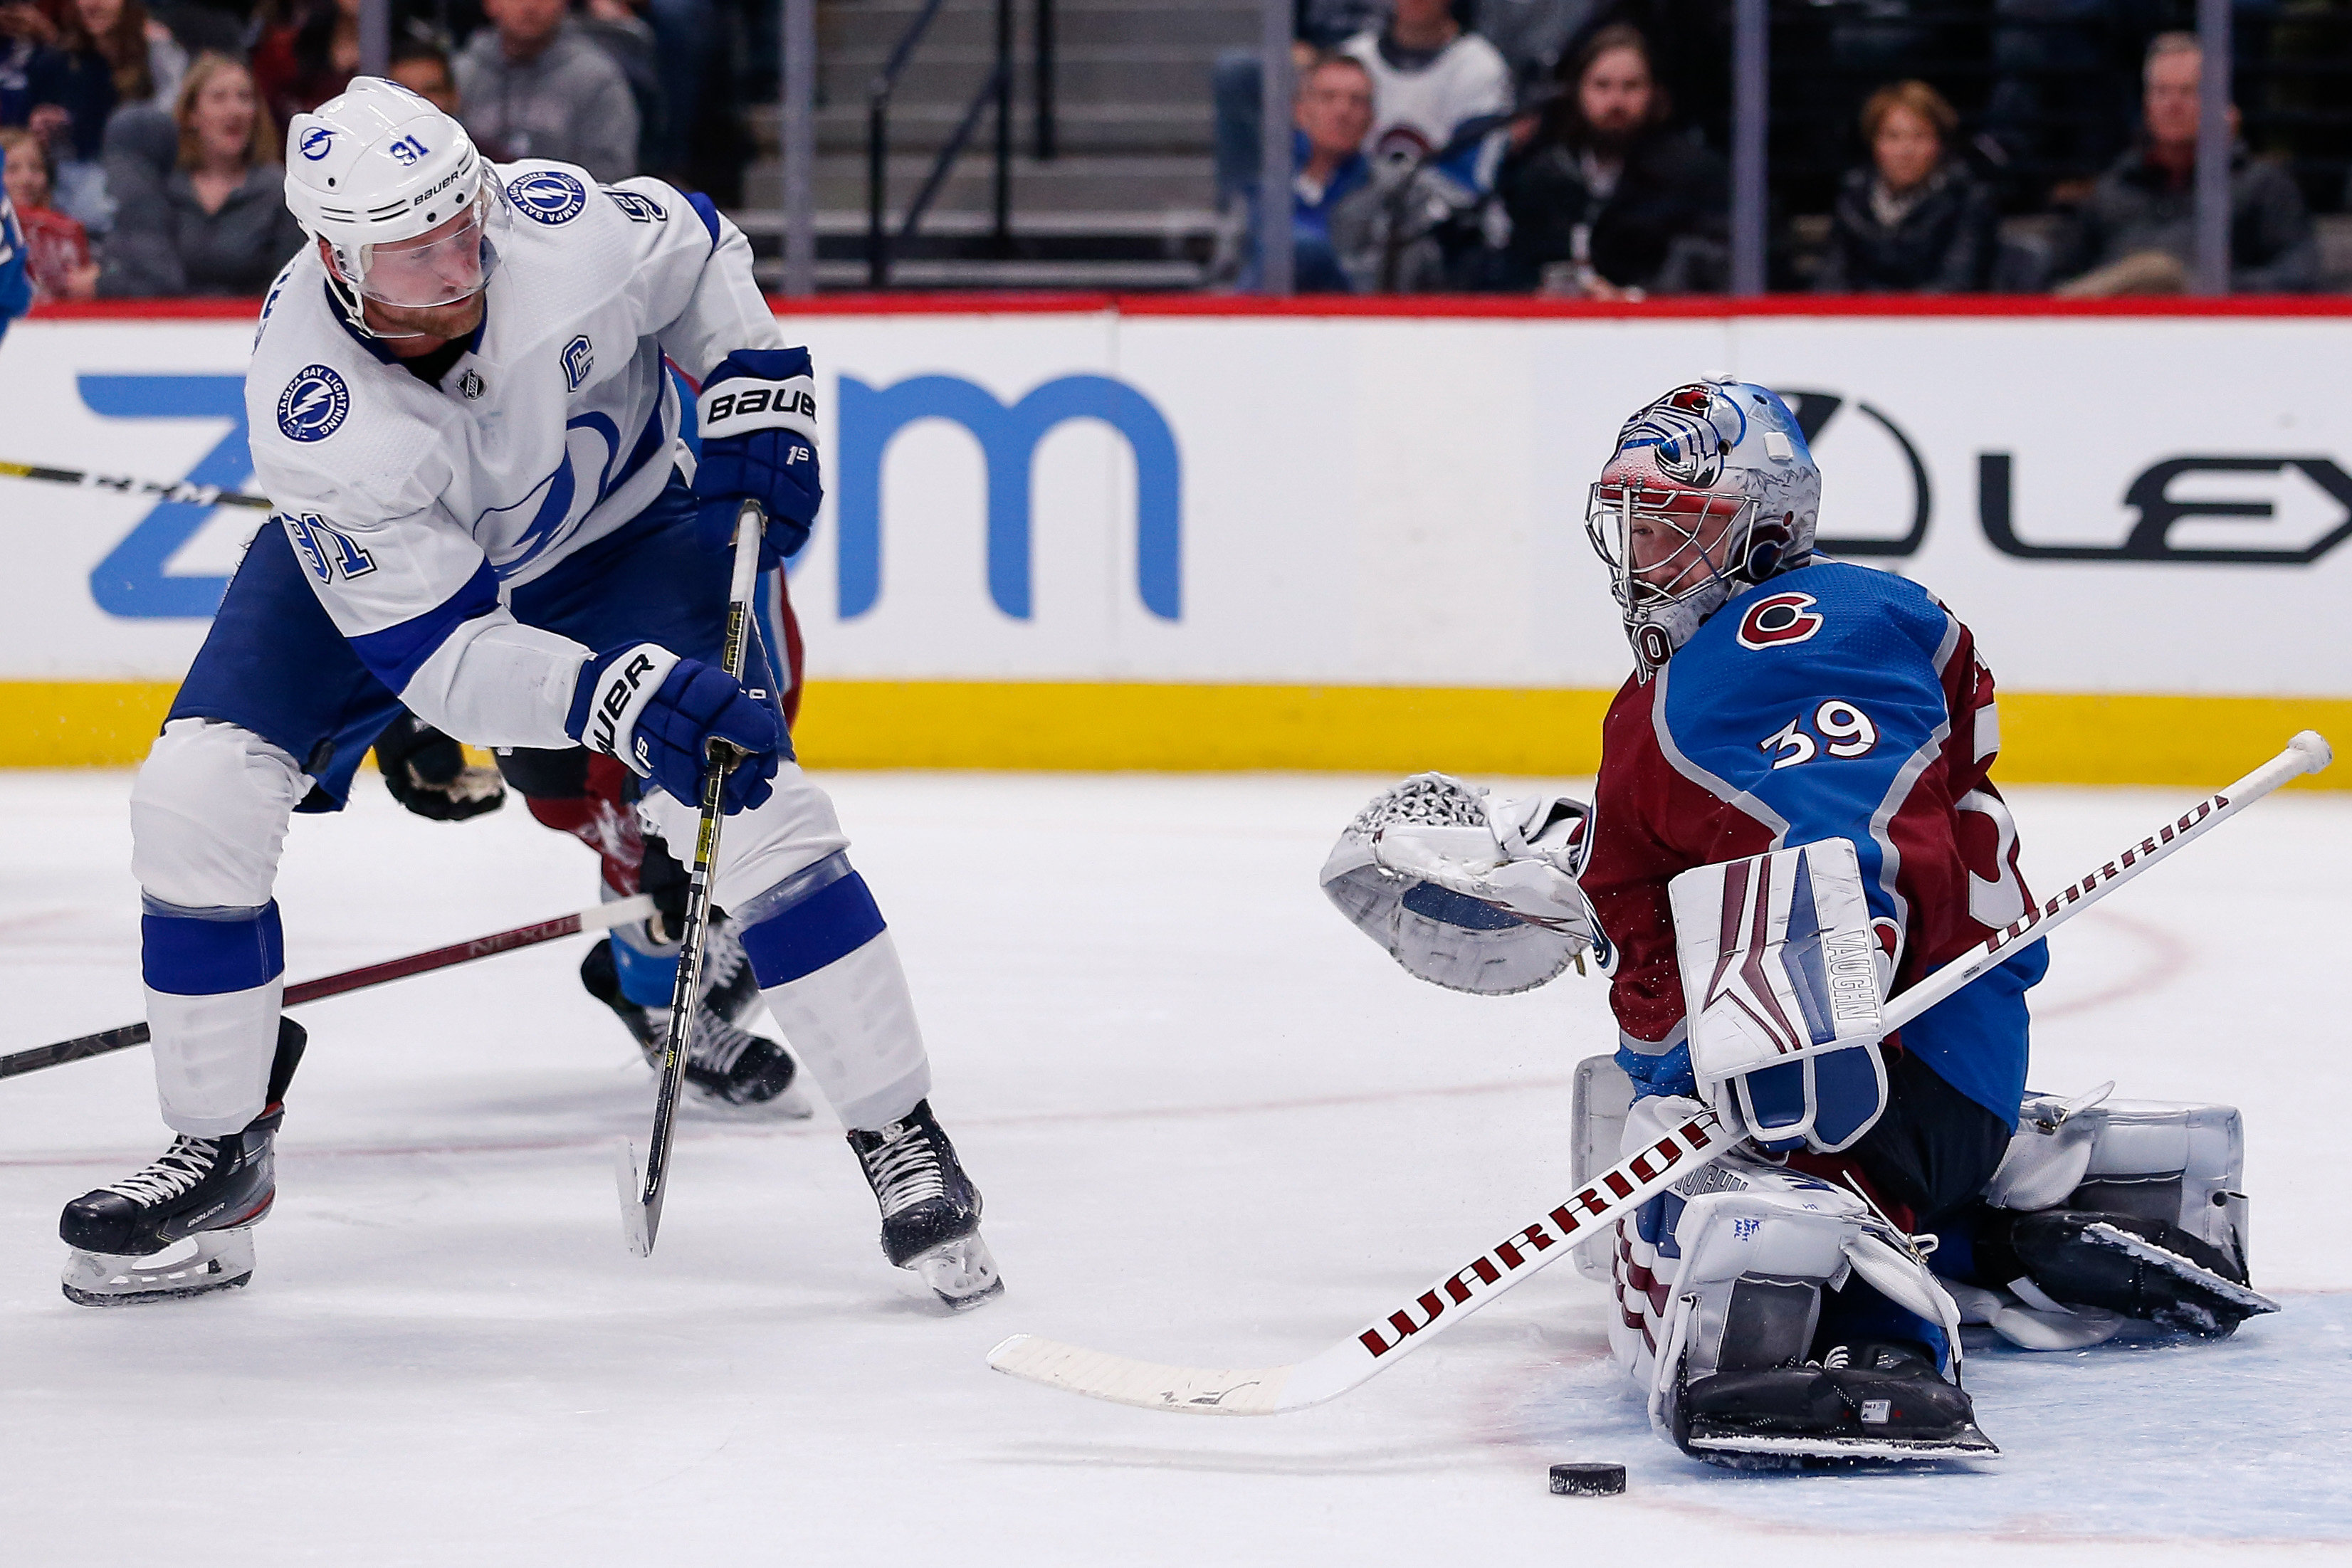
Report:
1,769,2346,1564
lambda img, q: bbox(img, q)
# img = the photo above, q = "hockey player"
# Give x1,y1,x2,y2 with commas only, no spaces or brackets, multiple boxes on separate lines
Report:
1325,377,2274,1465
57,78,999,1311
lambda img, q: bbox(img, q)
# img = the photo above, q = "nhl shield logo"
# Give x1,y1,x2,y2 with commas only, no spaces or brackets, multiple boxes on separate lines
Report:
277,364,351,443
508,169,587,225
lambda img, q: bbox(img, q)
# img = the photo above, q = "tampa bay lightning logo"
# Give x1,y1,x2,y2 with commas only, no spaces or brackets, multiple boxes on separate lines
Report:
298,126,334,161
508,170,587,225
276,364,350,443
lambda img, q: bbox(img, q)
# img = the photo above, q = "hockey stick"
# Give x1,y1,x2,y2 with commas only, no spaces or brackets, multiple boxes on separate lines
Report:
617,500,765,1257
1,459,273,511
988,730,2335,1415
0,894,656,1080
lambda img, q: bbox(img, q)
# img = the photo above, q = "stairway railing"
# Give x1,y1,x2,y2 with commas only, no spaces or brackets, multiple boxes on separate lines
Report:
869,0,1056,286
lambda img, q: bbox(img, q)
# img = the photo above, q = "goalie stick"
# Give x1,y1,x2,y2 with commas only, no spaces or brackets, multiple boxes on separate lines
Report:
1,894,656,1080
988,730,2333,1416
616,500,765,1258
1,458,273,511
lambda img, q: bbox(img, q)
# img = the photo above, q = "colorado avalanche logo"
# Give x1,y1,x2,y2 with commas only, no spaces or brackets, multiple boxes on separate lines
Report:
1617,386,1741,489
508,170,587,225
1736,590,1825,650
276,364,350,443
298,126,334,161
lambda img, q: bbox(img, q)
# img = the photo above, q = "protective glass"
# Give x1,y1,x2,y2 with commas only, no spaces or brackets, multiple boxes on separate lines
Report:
351,174,510,308
1584,480,1757,615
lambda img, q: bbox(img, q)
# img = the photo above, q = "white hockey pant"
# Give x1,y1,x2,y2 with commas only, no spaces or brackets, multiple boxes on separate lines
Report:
1607,1098,1964,1435
639,761,930,1131
130,719,308,1136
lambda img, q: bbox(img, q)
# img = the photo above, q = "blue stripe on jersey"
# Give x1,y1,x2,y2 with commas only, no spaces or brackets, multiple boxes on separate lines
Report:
142,900,285,996
1662,562,1957,936
686,192,721,252
738,870,887,986
347,557,500,694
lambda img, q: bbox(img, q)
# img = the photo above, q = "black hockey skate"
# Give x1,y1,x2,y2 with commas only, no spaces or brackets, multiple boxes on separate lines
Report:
58,1019,306,1306
1997,1208,2279,1337
1673,1342,1998,1466
847,1099,1004,1310
579,925,812,1115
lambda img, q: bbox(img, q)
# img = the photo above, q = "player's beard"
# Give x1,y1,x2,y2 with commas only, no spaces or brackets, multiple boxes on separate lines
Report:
365,290,486,347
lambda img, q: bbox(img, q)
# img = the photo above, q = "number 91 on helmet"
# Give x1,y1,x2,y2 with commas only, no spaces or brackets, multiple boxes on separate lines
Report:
283,75,511,320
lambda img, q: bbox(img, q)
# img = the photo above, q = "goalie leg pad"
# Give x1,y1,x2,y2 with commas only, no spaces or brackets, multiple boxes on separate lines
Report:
1977,1092,2273,1342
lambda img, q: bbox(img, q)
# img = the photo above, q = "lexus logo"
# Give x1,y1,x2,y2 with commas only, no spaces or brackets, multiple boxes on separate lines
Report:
1983,453,2352,564
1778,390,1931,558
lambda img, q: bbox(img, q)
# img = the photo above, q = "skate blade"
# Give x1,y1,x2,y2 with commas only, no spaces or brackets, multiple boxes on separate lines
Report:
61,1227,256,1307
1687,1426,2000,1464
911,1233,1005,1311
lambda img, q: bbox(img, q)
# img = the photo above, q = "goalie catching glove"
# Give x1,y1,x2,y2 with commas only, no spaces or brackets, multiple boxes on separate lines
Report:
1321,772,1600,995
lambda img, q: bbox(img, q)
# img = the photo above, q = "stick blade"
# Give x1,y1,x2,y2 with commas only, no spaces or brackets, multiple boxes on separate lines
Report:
986,1334,1293,1416
616,1140,658,1257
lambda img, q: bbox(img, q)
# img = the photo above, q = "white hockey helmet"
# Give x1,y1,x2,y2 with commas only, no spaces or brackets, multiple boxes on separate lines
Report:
1585,377,1822,678
284,75,509,321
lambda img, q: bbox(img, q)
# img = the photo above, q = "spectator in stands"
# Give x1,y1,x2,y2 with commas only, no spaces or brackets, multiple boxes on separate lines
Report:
3,1,59,130
455,0,639,181
2055,32,2317,295
1341,0,1511,199
1243,49,1375,293
26,0,187,232
252,0,361,132
100,51,305,296
574,0,661,177
0,123,97,298
1816,80,1996,293
1212,0,1387,214
1499,22,1726,297
388,43,458,115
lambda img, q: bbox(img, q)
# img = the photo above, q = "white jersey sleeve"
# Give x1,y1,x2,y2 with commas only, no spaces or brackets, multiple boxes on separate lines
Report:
604,179,787,381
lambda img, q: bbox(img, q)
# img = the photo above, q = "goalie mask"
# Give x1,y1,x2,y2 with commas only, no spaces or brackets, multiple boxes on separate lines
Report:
283,76,510,332
1587,378,1820,679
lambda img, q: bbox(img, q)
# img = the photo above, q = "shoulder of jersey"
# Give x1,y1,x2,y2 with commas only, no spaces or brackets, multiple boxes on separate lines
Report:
246,254,442,505
1690,559,1949,668
497,159,680,236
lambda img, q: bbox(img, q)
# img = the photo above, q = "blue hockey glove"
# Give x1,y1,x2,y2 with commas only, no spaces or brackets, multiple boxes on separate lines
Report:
566,643,780,814
693,347,821,569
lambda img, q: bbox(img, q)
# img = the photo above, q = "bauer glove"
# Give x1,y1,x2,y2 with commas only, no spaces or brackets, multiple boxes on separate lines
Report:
567,643,782,815
693,347,822,569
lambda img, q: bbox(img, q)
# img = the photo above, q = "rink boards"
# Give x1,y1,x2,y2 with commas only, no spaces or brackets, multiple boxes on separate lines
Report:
0,297,2346,784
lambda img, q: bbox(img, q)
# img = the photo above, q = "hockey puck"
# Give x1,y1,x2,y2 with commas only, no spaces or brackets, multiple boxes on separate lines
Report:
1548,1462,1627,1497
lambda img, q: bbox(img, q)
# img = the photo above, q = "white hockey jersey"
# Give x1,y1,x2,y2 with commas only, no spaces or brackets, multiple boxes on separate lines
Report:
243,159,783,749
1338,30,1511,196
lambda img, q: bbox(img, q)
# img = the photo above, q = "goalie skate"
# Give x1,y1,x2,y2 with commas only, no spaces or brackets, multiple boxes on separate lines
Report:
848,1100,1004,1310
1673,1342,1999,1468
